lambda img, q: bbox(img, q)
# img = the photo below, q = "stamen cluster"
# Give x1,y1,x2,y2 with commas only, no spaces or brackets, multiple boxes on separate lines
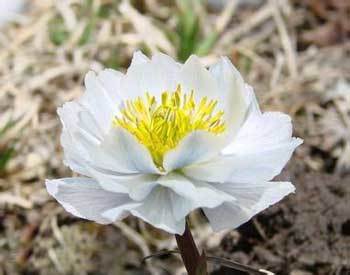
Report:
114,85,226,168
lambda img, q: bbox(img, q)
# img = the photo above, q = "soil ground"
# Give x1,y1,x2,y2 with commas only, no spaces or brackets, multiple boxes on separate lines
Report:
211,165,350,275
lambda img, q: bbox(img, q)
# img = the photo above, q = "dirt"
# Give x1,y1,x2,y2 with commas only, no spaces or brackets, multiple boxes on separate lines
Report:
211,165,350,275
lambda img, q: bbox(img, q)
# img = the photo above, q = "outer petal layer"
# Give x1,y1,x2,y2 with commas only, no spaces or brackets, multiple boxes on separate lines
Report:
204,181,295,231
58,102,93,176
58,103,161,175
102,173,235,234
46,178,138,224
183,112,303,183
183,138,302,183
222,112,297,155
58,69,123,175
129,188,187,234
128,180,231,235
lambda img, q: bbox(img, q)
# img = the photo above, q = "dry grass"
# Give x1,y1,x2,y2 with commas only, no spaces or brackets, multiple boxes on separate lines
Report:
0,0,349,274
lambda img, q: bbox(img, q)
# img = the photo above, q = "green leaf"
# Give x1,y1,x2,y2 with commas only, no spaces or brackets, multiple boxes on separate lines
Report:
195,32,219,56
83,0,93,12
0,120,15,137
176,0,200,61
98,3,113,18
0,119,19,172
78,0,99,46
0,147,14,171
102,48,121,70
48,16,70,46
79,18,96,46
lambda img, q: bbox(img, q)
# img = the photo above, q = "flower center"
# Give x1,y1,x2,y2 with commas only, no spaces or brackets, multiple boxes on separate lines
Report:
113,85,226,169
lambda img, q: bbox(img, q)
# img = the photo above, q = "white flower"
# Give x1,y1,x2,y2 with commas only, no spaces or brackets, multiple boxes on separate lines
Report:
46,52,302,234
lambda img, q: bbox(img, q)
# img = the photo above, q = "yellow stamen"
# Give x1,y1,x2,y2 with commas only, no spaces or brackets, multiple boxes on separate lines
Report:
113,85,226,169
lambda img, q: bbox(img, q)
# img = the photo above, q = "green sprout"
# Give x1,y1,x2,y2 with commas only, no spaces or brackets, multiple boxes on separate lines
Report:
0,120,17,173
48,16,70,46
176,0,220,61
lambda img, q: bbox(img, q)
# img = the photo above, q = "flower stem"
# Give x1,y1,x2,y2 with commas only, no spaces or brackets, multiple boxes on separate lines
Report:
175,221,207,275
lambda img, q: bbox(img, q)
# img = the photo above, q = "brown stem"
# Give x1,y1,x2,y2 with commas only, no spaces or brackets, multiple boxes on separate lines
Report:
175,221,207,275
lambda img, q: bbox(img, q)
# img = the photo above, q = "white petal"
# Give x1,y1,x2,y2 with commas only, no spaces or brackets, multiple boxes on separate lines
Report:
222,112,296,155
163,131,226,171
209,57,248,137
183,110,302,183
96,69,124,104
77,109,103,142
103,173,234,234
80,71,119,134
46,178,137,224
57,70,121,175
183,138,302,183
178,55,218,101
130,187,186,234
61,131,90,176
90,127,160,174
59,102,160,175
127,173,234,223
90,168,159,198
119,172,233,206
243,84,261,116
120,52,180,100
128,50,150,68
58,102,93,176
204,181,295,231
157,173,233,205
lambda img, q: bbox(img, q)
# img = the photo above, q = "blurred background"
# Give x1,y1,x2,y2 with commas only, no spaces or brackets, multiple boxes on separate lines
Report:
0,0,349,274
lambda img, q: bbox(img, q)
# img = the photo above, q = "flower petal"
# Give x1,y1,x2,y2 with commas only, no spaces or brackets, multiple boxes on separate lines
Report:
156,173,233,206
96,69,124,104
46,178,137,224
120,52,180,100
203,181,295,231
124,173,234,229
222,112,296,155
209,57,248,138
89,167,159,197
101,172,235,234
128,50,150,68
131,187,187,234
116,171,233,207
59,102,161,175
183,138,302,183
243,84,261,116
80,71,119,134
90,127,160,174
163,58,255,171
178,55,218,101
103,188,185,234
163,131,226,171
57,68,124,176
58,102,93,176
183,111,303,183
